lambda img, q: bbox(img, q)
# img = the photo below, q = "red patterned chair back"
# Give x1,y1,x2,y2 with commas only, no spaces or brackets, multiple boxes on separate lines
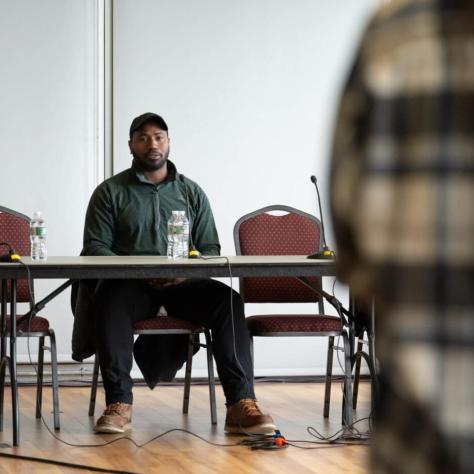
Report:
234,205,323,303
0,206,33,303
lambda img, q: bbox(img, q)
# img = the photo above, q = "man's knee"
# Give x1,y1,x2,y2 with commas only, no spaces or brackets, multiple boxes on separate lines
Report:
206,279,243,304
94,279,138,314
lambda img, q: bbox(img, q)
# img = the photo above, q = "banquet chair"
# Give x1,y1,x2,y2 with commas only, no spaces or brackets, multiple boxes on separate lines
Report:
0,206,60,431
88,317,218,424
234,205,353,425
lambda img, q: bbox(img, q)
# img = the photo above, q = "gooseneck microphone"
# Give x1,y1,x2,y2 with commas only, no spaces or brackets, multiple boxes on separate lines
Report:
307,175,335,260
179,174,201,258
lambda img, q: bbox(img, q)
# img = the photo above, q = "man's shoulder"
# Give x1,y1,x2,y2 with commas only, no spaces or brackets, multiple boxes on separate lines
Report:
179,173,206,196
88,169,135,205
95,168,134,193
106,168,134,185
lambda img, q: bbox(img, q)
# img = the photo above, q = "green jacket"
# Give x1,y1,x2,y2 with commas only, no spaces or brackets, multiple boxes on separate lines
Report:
83,160,220,256
72,161,220,379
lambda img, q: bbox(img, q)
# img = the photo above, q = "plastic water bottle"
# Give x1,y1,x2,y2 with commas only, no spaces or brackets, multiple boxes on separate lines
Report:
30,211,47,261
167,210,189,259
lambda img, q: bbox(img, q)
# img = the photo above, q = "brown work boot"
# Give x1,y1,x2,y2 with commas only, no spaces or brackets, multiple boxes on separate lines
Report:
224,398,276,435
95,402,132,434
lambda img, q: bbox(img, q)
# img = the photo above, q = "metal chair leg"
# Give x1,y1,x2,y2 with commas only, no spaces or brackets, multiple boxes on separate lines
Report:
341,332,353,427
0,355,6,432
182,334,195,415
35,336,45,420
323,336,334,418
367,313,378,414
352,338,364,410
89,354,100,416
49,330,60,430
204,330,217,425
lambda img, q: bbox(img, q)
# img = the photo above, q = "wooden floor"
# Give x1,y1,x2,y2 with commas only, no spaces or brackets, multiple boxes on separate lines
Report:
0,380,371,473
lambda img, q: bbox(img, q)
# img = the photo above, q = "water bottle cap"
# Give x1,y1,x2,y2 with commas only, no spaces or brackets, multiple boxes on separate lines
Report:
172,210,185,216
33,211,42,219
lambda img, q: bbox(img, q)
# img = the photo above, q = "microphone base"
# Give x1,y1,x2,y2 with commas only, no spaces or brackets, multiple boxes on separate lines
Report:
0,252,21,262
306,251,335,260
188,248,201,259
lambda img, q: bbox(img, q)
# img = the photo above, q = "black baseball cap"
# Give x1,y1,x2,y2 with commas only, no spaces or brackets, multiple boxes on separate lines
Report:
129,112,168,138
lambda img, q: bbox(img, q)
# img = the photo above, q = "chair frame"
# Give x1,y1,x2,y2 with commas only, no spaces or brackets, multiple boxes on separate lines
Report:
88,322,217,425
350,295,377,413
234,204,353,425
0,205,60,432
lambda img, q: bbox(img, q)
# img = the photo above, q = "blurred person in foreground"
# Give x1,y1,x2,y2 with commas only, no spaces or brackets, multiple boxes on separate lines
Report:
329,0,474,472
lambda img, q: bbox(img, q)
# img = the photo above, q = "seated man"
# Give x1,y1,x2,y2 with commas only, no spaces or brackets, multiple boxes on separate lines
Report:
81,112,275,435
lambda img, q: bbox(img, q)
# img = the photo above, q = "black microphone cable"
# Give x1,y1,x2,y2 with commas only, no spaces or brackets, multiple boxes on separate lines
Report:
302,277,373,445
0,252,143,471
307,176,335,260
0,245,38,371
194,256,370,446
179,174,264,437
10,255,245,454
197,255,257,437
6,253,369,457
179,174,200,259
0,229,254,453
288,270,374,445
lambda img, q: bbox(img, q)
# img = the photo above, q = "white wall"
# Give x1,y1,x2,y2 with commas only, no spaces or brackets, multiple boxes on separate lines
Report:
0,0,99,360
0,0,377,376
113,0,377,376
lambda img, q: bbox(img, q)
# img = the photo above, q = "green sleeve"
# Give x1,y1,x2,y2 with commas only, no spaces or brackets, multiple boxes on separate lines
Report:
192,186,221,256
82,184,117,256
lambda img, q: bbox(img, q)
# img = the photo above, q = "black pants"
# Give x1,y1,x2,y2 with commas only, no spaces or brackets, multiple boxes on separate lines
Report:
94,278,255,406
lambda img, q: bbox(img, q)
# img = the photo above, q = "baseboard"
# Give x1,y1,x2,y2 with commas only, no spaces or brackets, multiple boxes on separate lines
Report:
6,361,369,385
5,361,95,384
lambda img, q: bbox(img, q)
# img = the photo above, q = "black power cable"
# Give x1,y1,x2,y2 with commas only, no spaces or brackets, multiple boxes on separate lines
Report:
0,452,138,474
2,251,370,472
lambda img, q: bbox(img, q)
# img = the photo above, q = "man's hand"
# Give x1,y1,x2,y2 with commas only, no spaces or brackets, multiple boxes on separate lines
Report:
146,278,186,289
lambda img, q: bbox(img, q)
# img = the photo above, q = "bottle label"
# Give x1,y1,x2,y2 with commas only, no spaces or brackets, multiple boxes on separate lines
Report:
35,227,47,237
169,225,187,234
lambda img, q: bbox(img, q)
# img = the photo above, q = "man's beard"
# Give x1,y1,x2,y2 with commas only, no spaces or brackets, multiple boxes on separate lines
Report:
133,149,169,172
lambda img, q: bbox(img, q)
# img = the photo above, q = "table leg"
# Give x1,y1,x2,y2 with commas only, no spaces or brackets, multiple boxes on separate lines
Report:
9,278,19,446
0,279,6,432
1,280,6,360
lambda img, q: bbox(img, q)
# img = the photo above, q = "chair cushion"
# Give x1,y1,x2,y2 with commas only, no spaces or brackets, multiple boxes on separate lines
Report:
5,315,50,333
133,315,204,332
246,314,342,334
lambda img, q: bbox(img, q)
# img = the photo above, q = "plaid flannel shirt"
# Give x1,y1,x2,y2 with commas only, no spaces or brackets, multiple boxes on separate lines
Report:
329,1,474,472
